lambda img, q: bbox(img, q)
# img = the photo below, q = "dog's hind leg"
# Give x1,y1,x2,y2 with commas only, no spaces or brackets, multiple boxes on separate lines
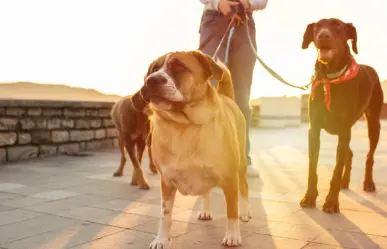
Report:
113,135,127,177
198,191,212,220
123,135,150,190
341,148,353,189
363,86,383,192
238,145,251,222
136,139,146,164
146,133,158,174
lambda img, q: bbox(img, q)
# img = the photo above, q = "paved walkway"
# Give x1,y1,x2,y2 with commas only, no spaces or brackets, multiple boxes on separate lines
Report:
1,121,387,249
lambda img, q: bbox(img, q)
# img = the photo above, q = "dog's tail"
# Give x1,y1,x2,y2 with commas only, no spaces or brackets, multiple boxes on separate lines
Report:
215,59,235,100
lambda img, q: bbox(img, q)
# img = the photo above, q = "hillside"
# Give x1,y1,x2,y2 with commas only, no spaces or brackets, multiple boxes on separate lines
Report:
0,82,122,102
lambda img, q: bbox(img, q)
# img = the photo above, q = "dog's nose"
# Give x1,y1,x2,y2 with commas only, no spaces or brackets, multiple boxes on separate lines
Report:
145,75,167,87
317,30,331,40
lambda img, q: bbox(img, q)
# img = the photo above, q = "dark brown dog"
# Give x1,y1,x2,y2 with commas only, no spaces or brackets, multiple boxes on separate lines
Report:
300,18,384,213
110,91,157,190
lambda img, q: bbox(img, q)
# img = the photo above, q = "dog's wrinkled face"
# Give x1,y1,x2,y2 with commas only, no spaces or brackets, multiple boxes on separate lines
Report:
140,51,223,111
302,18,358,63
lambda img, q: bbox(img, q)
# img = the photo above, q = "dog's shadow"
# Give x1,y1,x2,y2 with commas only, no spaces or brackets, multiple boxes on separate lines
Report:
301,207,382,249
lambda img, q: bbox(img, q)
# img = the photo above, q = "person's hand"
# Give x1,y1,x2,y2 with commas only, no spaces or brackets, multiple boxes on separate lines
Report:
218,0,242,22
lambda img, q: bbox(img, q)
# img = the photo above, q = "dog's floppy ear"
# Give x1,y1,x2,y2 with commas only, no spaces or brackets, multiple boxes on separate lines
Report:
346,23,358,54
192,50,224,81
302,23,315,50
131,90,147,112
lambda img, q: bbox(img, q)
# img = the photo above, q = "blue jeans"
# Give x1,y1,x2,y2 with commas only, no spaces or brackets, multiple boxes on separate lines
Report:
199,10,257,164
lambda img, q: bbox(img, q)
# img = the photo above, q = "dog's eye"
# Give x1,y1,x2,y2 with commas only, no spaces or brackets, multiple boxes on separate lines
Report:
151,65,159,73
169,59,186,72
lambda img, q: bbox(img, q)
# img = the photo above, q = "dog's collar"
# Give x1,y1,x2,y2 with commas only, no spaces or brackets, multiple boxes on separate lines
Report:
311,57,360,111
326,63,349,79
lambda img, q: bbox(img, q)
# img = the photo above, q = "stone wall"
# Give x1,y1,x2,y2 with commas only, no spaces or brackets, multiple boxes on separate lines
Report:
0,99,118,164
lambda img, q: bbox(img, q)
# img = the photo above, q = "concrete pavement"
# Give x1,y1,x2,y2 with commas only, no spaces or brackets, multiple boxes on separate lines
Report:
1,121,387,248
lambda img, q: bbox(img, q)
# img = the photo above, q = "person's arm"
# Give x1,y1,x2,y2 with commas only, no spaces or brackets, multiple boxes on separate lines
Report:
241,0,268,11
200,0,220,11
249,0,268,10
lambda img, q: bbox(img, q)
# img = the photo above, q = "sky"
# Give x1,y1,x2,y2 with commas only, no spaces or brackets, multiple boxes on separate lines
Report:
0,0,386,99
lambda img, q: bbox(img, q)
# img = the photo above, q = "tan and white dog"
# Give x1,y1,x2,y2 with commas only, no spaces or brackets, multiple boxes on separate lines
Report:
138,50,251,248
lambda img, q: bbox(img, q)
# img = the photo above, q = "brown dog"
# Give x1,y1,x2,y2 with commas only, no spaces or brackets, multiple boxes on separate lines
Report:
137,50,251,248
300,18,383,213
110,92,157,189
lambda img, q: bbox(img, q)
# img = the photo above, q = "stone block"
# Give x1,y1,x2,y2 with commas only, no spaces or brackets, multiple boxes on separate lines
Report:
86,140,104,150
113,138,119,147
58,143,80,155
106,128,118,138
86,109,99,117
0,148,6,163
102,139,114,147
86,139,113,150
47,119,61,130
51,130,69,143
64,108,85,117
0,132,17,146
27,108,42,116
30,131,51,144
61,119,74,128
0,107,5,115
90,119,102,128
0,118,18,131
18,133,31,145
6,107,25,116
70,130,94,141
79,142,86,151
35,119,48,129
95,129,106,139
75,119,91,129
103,118,114,128
7,146,39,161
42,108,62,116
20,118,47,130
99,108,111,117
39,145,57,157
20,118,35,130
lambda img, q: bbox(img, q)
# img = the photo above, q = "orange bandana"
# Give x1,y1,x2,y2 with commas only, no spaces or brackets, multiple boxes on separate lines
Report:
311,57,360,111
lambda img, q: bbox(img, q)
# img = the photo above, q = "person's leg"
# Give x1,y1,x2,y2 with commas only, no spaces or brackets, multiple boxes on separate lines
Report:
228,17,259,177
199,10,229,87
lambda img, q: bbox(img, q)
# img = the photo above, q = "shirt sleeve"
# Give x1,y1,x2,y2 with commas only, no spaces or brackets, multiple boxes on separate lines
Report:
249,0,268,10
199,0,220,11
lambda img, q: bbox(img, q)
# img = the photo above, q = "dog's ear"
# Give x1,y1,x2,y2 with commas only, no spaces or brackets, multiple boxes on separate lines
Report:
346,23,358,54
131,90,147,112
302,23,315,50
192,50,224,81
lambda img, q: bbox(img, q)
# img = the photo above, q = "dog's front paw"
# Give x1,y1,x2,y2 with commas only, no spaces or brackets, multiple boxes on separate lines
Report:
222,233,242,247
113,171,123,177
322,196,340,213
300,193,317,208
197,210,212,220
222,220,242,247
363,180,376,192
138,182,151,190
149,236,169,249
